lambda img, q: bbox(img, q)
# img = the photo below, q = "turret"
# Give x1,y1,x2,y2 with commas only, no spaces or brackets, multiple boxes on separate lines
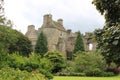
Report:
28,25,35,32
67,29,71,34
57,19,63,26
43,14,52,25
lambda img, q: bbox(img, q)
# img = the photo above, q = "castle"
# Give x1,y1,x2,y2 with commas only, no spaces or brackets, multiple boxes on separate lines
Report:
25,14,97,59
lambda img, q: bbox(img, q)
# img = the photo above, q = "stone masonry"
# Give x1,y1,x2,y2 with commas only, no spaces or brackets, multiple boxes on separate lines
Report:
25,14,97,58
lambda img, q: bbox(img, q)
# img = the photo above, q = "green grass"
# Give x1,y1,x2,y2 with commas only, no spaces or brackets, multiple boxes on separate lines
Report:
53,76,120,80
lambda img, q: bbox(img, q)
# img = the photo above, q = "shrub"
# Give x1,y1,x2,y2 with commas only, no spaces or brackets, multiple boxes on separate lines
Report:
74,51,107,76
44,51,66,73
0,67,47,80
8,52,26,69
75,51,106,71
7,53,53,79
27,54,54,79
0,50,9,69
38,69,53,79
101,72,115,77
56,72,85,76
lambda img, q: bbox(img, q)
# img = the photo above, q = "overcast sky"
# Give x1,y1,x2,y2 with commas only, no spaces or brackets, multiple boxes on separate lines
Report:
4,0,105,34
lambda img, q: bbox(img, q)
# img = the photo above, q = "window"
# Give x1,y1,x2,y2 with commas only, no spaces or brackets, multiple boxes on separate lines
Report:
89,43,93,51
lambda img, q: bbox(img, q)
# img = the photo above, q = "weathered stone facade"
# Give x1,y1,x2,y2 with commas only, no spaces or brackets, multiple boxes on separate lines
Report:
25,14,97,58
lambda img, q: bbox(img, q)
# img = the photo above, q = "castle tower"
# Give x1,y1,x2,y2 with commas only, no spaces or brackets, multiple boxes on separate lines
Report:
26,25,38,49
57,19,63,26
42,14,52,27
28,25,35,31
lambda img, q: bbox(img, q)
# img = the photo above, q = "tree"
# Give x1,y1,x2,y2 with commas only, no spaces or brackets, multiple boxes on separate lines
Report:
35,32,48,56
73,31,85,54
93,0,120,67
44,51,65,73
0,25,32,56
8,31,32,56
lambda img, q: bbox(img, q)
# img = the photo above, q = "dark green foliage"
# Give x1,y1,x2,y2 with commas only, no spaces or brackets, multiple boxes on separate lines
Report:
93,0,120,67
8,31,32,56
35,32,48,56
92,0,120,24
73,31,85,54
0,25,32,56
94,25,120,66
18,36,32,56
44,51,66,73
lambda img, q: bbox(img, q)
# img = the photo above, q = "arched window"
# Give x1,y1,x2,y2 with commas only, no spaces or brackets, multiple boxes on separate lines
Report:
89,43,93,51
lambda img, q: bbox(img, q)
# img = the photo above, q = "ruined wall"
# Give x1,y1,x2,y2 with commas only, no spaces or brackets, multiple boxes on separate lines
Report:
25,25,38,49
25,14,97,58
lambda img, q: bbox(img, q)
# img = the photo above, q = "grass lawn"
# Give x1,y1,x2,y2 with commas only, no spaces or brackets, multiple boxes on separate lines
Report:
53,76,120,80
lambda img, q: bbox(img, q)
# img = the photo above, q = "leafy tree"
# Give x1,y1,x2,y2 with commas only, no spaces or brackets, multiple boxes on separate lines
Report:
93,0,120,67
44,51,65,73
0,25,32,56
73,31,85,54
8,32,32,56
35,32,48,56
92,0,120,24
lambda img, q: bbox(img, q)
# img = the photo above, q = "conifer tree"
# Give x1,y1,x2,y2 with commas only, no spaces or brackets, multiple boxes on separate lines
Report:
73,31,85,54
34,32,48,56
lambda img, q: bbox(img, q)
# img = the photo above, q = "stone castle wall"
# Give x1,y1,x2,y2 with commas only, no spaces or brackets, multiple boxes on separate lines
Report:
25,14,97,58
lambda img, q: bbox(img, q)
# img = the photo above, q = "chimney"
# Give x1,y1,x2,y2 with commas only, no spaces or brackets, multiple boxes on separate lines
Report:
57,19,63,26
67,29,71,34
28,25,35,31
43,14,52,25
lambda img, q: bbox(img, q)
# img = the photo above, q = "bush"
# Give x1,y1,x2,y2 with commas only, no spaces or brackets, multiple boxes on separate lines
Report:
44,51,66,73
0,67,47,80
56,72,85,76
24,66,32,72
7,53,53,79
74,51,106,73
85,68,115,77
38,69,53,79
8,52,27,69
101,72,115,77
55,60,87,76
0,50,9,69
